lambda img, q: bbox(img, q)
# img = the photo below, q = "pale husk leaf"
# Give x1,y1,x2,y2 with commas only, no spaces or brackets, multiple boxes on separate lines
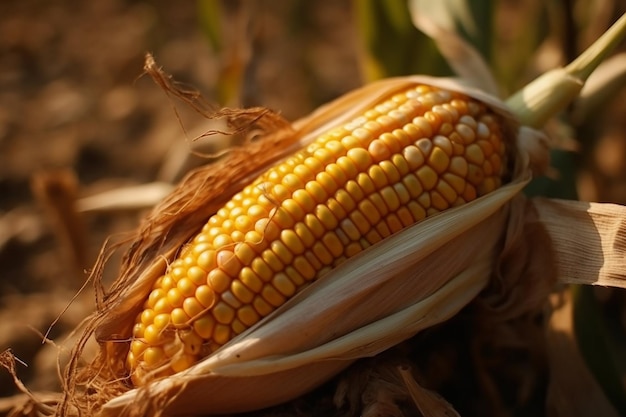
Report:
77,182,174,213
408,0,500,96
398,366,460,417
533,198,626,288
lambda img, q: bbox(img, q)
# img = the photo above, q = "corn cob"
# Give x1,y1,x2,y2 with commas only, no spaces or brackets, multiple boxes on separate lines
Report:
126,84,508,385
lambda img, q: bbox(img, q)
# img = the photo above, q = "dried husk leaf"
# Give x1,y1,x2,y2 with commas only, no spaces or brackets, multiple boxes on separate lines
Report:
77,182,175,213
61,76,540,417
532,198,626,288
398,366,461,417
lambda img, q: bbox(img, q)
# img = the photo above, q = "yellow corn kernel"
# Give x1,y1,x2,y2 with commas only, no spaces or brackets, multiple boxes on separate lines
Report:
127,83,508,385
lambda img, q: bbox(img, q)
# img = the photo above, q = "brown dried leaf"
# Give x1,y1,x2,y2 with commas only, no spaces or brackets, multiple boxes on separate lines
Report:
399,366,460,417
533,198,626,288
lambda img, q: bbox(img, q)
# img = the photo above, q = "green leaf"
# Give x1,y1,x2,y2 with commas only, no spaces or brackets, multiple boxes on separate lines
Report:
354,0,451,81
573,285,626,414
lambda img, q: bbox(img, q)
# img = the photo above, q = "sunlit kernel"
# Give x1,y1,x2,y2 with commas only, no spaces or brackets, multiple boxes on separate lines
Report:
449,156,469,177
169,266,186,282
255,218,280,242
380,186,401,211
143,324,162,346
433,135,453,156
143,347,165,367
326,163,347,187
316,171,339,195
352,127,373,144
237,305,260,327
271,273,297,298
253,295,274,317
166,288,184,308
262,283,288,307
282,173,304,192
154,297,173,314
279,229,304,257
183,297,205,319
305,180,329,204
340,134,360,150
392,182,411,205
292,189,315,213
415,138,433,157
312,241,333,265
322,232,343,257
294,222,315,247
385,213,404,233
416,165,438,190
368,165,387,190
402,174,423,198
270,239,295,265
436,179,457,204
208,269,230,293
368,193,388,216
478,177,498,195
326,200,346,224
340,218,361,241
467,164,485,186
315,204,338,230
212,301,235,324
171,308,190,326
456,123,477,144
133,323,145,340
465,144,485,166
213,234,234,250
234,242,256,266
231,280,254,304
368,139,391,163
344,242,363,258
147,288,166,309
442,173,466,194
407,201,426,222
439,122,454,136
424,111,442,132
430,190,449,211
282,199,304,221
397,207,414,226
187,266,207,286
476,122,490,140
417,192,431,209
428,147,450,174
195,285,216,309
212,324,232,345
153,313,171,330
141,309,156,326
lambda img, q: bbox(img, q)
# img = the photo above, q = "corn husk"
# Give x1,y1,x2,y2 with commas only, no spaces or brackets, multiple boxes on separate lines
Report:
50,74,540,417
50,14,626,417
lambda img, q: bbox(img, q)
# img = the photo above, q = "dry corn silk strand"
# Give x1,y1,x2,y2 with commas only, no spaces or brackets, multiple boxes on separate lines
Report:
123,82,513,386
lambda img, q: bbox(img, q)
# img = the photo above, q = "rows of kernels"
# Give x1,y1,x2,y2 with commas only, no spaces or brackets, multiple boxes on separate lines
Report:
126,85,507,385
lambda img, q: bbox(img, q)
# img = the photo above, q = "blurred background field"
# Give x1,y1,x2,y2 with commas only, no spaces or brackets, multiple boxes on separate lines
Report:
1,0,626,416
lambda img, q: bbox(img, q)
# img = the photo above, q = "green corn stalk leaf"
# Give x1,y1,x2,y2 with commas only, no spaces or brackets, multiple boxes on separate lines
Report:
354,0,451,80
197,0,223,53
573,285,626,415
197,0,247,106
